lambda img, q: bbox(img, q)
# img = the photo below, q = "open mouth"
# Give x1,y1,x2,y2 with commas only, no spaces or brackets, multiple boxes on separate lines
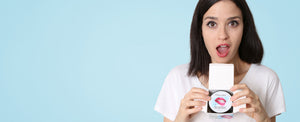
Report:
216,44,230,57
215,97,226,106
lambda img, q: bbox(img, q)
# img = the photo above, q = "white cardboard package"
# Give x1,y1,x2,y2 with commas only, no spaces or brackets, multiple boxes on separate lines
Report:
202,63,246,114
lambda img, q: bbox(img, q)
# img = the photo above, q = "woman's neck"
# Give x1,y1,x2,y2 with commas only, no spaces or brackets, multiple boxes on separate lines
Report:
232,56,250,76
231,55,251,84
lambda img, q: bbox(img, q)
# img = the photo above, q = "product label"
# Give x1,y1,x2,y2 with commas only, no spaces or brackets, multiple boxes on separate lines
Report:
207,90,233,113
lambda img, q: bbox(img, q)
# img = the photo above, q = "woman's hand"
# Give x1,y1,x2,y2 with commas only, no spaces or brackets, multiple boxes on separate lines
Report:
230,83,270,122
174,87,210,122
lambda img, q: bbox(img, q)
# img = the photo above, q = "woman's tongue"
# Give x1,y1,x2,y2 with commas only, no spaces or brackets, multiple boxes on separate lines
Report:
217,47,228,55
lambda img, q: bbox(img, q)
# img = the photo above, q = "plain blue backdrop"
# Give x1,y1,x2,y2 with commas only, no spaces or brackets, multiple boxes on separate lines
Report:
0,0,299,121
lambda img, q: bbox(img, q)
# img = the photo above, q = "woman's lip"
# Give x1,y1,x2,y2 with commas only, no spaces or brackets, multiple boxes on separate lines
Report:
216,43,230,57
215,97,226,106
216,43,230,48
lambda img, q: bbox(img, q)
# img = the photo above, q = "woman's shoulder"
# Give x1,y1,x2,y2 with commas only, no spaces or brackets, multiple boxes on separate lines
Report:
168,63,190,76
251,64,277,75
250,64,279,80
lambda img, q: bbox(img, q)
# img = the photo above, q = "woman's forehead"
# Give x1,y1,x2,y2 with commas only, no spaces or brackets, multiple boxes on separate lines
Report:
203,0,242,20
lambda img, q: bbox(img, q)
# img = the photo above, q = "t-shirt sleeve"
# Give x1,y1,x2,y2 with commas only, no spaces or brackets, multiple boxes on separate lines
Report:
154,69,180,121
265,72,286,118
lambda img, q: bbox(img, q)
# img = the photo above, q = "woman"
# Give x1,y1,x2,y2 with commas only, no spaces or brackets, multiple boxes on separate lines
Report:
154,0,286,122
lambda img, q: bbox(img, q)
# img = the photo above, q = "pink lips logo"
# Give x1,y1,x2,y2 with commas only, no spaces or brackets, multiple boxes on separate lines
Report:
215,97,226,106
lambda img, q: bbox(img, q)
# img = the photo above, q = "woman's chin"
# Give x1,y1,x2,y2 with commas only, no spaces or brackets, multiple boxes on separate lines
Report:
211,58,233,64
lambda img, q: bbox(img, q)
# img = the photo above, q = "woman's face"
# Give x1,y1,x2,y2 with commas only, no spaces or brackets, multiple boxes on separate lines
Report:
202,0,243,63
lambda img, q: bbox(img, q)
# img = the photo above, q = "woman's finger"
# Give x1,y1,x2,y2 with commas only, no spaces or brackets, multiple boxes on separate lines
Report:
186,106,202,114
184,101,206,108
239,107,257,113
190,87,209,94
230,83,248,91
230,84,255,101
232,97,253,107
230,90,255,101
188,93,211,101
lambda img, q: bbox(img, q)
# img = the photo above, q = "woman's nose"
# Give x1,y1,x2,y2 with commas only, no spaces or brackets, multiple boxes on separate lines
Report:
218,26,229,41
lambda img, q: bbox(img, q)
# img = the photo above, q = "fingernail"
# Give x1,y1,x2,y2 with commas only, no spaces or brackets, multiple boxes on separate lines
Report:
230,87,235,91
205,91,209,95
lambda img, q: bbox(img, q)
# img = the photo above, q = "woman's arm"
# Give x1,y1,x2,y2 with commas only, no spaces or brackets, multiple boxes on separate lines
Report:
164,117,172,122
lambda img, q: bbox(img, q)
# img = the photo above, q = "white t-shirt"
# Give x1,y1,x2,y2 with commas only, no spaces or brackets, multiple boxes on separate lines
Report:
154,63,286,122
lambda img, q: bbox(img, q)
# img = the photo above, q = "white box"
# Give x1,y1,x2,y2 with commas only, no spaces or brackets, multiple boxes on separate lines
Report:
202,63,246,114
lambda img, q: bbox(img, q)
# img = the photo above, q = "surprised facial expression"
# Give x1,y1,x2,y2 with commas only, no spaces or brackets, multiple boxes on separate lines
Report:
202,0,244,63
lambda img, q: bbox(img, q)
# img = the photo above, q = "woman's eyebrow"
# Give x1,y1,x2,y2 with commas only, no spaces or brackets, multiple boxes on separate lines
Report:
203,16,242,21
227,16,242,20
204,16,218,20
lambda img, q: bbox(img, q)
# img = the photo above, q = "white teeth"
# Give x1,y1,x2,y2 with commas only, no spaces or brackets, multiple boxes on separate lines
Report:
220,45,227,48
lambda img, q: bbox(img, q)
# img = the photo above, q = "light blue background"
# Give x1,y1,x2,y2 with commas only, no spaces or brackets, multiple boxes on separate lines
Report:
0,0,299,121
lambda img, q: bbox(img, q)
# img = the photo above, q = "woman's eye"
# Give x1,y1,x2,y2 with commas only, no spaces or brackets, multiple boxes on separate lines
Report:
207,21,217,28
229,21,239,27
